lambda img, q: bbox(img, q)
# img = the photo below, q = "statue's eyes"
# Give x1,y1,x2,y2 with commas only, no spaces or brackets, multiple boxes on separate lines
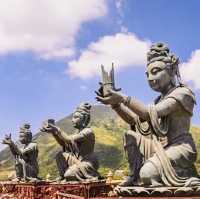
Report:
151,68,162,75
145,71,149,77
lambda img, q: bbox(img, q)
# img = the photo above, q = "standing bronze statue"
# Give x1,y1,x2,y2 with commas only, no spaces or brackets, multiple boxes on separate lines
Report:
41,102,100,182
96,42,200,187
2,123,39,182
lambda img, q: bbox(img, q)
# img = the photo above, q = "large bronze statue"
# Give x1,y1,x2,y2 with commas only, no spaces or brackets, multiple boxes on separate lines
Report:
2,123,39,182
96,43,200,187
41,102,100,182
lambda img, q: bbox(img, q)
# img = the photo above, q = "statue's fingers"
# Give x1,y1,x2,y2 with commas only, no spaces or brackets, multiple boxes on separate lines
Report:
115,88,121,92
107,89,116,95
96,95,106,100
95,91,102,97
96,96,110,104
96,96,102,101
48,123,56,128
40,128,45,132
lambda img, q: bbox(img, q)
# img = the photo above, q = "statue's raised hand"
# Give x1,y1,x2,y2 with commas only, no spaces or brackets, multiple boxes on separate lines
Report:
96,89,126,105
95,82,104,97
2,133,13,145
41,119,58,134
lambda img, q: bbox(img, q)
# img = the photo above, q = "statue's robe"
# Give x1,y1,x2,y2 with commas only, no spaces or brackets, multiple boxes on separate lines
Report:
125,86,200,186
56,127,100,181
13,142,39,178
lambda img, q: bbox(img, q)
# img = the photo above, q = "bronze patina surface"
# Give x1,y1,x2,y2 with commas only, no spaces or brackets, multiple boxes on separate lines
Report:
96,42,200,195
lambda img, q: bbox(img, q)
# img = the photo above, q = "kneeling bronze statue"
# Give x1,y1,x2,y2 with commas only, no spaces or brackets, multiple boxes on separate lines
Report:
2,123,39,182
41,102,100,182
96,43,200,188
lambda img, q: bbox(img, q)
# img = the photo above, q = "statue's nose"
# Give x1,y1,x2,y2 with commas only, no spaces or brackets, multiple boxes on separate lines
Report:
148,74,154,81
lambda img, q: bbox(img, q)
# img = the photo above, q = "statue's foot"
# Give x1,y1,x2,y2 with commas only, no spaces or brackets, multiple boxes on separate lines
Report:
119,176,139,187
27,177,40,183
149,180,163,187
11,177,21,182
56,176,65,182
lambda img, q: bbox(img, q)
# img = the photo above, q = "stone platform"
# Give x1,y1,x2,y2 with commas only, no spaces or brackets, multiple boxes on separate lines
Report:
0,180,112,199
1,181,200,199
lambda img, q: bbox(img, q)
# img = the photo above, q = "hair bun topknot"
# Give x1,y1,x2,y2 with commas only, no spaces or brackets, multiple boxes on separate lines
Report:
147,42,179,66
76,102,91,114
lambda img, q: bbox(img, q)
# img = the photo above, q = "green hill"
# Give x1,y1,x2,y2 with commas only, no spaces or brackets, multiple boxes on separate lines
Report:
0,105,200,180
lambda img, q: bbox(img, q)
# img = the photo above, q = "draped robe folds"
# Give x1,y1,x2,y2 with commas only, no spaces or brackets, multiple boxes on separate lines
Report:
130,86,200,186
13,142,39,179
56,127,100,181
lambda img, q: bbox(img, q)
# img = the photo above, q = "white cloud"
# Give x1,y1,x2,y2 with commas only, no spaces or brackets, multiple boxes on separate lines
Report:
0,0,107,59
180,49,200,89
67,32,150,79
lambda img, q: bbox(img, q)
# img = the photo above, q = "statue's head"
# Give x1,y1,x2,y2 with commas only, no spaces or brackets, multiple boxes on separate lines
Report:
19,123,32,144
146,42,181,93
72,102,91,130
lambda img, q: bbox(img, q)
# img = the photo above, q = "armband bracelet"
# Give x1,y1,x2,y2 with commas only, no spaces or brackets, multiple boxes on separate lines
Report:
123,96,131,106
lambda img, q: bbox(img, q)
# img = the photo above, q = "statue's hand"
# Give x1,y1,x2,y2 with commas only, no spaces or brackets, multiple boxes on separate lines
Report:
41,120,59,134
96,89,126,105
2,133,13,145
95,82,104,97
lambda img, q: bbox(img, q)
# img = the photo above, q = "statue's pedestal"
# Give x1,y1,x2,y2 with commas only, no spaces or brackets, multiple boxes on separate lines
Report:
0,180,111,199
112,186,200,197
1,181,200,199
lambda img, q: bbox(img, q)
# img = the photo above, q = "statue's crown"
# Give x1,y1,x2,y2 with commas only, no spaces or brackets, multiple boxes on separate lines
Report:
20,123,31,134
76,102,91,115
147,42,179,66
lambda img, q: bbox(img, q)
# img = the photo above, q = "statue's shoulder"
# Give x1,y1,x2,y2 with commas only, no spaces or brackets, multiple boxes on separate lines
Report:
81,127,93,135
166,85,196,115
169,86,195,98
81,128,95,140
27,142,38,149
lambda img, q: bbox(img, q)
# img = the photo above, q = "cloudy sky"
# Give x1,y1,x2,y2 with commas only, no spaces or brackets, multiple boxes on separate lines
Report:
0,0,200,146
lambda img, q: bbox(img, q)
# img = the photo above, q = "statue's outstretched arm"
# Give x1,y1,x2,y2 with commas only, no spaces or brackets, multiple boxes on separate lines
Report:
125,97,150,121
41,122,70,146
9,142,22,156
2,134,21,156
126,97,178,120
69,129,92,142
112,103,137,125
52,129,71,146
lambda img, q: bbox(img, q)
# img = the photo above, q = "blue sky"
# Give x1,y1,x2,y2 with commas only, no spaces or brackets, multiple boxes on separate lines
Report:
0,0,200,147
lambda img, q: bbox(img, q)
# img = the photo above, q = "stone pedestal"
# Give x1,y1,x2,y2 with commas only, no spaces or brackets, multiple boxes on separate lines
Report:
0,181,200,199
0,180,111,199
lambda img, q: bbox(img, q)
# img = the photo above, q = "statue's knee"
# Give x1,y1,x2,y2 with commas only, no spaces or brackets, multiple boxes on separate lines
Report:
139,163,154,185
139,162,160,185
64,167,78,181
140,166,149,183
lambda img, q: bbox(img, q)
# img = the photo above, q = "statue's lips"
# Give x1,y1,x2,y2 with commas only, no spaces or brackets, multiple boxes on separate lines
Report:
72,122,77,127
149,80,158,87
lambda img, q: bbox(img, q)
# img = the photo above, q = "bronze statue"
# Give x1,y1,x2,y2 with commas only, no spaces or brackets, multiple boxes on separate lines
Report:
41,103,100,182
2,123,39,182
96,42,200,187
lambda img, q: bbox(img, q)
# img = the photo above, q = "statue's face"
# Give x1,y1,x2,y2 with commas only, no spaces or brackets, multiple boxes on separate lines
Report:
146,61,172,93
72,112,84,129
19,132,29,144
